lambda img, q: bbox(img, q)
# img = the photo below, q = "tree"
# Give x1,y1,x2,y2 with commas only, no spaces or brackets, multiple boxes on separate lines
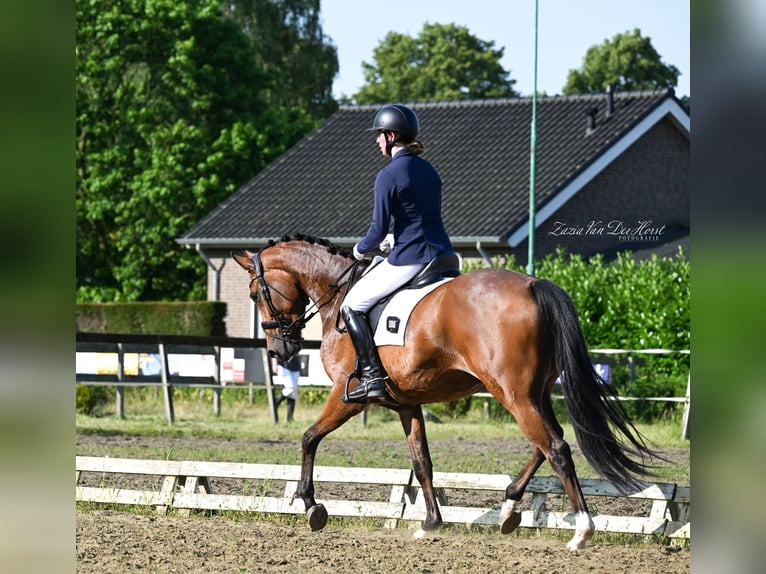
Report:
563,28,680,94
76,0,317,302
354,22,518,104
221,0,338,119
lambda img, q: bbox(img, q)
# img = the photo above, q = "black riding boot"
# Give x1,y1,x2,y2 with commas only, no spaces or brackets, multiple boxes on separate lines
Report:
273,392,284,423
341,306,390,403
286,398,295,422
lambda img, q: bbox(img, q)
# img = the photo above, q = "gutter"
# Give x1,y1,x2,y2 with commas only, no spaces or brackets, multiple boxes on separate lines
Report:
475,241,494,267
195,243,225,301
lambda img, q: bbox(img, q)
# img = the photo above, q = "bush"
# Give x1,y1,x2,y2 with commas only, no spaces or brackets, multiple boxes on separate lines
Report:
464,248,689,376
426,396,473,420
462,248,690,422
76,301,227,335
481,396,519,422
617,372,688,422
76,385,109,415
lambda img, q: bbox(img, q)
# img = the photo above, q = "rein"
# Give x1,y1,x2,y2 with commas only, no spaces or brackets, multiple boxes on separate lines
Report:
250,249,360,345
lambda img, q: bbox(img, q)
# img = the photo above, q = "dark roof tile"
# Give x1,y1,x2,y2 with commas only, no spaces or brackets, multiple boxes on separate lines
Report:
179,90,685,245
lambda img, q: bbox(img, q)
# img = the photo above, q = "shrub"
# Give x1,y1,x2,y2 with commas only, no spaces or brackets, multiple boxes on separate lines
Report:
426,396,473,420
464,248,690,379
617,372,688,422
76,301,227,335
461,248,690,422
76,385,109,415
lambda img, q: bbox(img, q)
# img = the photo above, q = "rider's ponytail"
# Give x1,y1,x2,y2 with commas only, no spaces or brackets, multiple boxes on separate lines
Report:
405,139,424,155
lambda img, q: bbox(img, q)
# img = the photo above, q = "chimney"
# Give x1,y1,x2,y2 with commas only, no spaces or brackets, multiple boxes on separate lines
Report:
605,84,615,120
585,106,598,136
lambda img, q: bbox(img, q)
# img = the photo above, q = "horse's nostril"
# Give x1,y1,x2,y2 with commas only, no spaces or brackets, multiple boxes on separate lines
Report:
267,350,277,358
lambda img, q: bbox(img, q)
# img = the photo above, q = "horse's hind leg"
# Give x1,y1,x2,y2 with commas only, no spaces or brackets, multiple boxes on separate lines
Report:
398,405,443,539
511,396,595,550
549,437,595,550
499,448,545,534
501,394,564,534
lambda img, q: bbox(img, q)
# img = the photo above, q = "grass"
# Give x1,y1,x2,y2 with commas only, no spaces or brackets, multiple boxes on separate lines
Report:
76,386,689,484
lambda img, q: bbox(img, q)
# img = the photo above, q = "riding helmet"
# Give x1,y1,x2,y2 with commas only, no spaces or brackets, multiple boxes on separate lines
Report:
367,104,419,141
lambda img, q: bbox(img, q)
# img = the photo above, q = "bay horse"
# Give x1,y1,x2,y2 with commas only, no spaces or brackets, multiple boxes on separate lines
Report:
233,234,662,551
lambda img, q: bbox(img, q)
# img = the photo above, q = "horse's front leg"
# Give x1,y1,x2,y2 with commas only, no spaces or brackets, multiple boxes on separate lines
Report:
295,387,365,531
399,405,443,538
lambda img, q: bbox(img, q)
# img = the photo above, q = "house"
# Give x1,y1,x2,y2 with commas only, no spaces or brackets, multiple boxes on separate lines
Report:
177,88,690,337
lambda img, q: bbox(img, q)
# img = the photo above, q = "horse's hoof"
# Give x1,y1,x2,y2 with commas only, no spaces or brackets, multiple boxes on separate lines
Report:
500,510,521,535
413,527,440,539
566,537,587,551
566,513,594,550
306,504,328,531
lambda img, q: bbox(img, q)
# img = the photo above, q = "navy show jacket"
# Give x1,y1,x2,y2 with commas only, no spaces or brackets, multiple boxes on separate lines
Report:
357,150,453,265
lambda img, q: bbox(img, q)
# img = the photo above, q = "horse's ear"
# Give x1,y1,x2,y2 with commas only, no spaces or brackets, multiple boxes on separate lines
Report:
231,249,255,271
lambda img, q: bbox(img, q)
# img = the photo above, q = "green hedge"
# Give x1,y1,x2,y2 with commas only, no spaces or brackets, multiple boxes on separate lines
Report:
464,248,690,362
460,248,690,422
76,301,227,335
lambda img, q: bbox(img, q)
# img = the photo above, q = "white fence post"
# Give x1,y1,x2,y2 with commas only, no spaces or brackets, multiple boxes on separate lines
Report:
681,372,690,440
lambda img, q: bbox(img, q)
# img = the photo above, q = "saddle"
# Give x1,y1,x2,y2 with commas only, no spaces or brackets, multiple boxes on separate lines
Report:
368,252,461,331
405,252,462,289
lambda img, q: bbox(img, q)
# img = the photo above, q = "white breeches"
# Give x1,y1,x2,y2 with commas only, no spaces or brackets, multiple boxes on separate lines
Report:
277,366,299,400
343,258,425,313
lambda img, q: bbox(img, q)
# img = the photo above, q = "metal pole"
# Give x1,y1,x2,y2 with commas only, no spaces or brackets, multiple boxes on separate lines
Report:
527,0,539,276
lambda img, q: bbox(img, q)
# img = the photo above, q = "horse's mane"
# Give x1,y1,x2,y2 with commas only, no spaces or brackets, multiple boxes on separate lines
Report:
264,233,355,260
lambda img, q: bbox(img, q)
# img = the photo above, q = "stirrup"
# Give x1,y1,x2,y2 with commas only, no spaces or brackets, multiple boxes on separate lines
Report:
342,373,390,404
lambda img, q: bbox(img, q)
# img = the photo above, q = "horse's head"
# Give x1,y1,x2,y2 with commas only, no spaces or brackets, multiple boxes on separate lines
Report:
232,247,308,361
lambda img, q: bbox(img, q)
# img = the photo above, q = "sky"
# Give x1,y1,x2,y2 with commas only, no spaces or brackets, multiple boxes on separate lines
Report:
320,0,690,100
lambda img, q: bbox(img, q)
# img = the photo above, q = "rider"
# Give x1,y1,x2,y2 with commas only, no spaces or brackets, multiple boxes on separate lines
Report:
341,103,454,403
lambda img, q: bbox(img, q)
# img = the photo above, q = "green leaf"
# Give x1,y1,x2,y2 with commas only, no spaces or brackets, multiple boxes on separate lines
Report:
563,28,680,94
76,0,331,302
355,22,518,104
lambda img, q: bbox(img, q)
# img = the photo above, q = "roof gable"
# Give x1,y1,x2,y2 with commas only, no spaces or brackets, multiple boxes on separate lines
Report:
508,96,690,247
178,89,689,248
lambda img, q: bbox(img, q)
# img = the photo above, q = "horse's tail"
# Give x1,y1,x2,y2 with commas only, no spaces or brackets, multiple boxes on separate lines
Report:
532,278,664,493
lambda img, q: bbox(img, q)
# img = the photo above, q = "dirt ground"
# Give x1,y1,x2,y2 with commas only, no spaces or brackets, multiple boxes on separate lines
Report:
76,434,690,573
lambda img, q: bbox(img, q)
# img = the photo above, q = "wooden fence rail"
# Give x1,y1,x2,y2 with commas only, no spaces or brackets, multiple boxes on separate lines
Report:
75,456,689,540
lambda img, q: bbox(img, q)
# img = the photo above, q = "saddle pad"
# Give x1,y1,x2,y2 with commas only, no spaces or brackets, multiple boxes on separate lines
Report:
373,278,452,347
